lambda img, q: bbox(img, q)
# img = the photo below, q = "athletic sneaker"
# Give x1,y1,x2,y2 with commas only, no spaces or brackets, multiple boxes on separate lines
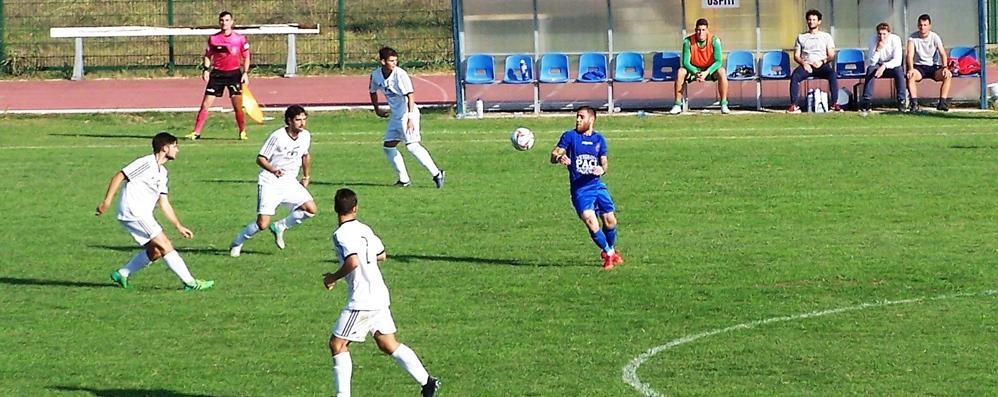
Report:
433,170,446,189
183,279,214,292
936,99,950,112
668,104,683,115
830,104,843,112
909,99,922,113
394,180,411,187
611,251,624,266
787,104,801,113
269,223,286,250
185,132,201,141
110,270,129,289
601,251,615,270
229,243,242,257
720,104,731,114
239,131,249,140
421,377,440,397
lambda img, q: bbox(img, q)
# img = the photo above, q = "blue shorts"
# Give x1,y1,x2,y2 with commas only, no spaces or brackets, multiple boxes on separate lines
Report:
571,184,615,216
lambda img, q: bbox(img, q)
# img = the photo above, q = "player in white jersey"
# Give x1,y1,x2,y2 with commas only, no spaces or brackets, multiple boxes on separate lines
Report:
905,14,952,112
369,46,445,189
95,132,214,291
323,188,440,397
229,105,317,256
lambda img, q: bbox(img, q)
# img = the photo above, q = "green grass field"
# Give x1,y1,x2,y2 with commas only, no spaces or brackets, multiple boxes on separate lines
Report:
1,110,996,396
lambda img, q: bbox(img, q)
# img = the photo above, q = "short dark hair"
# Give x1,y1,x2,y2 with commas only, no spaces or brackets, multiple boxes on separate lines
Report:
805,9,822,20
576,106,596,120
378,47,398,60
218,11,232,19
918,14,931,24
334,188,358,215
284,105,307,125
695,18,709,28
876,22,891,32
152,132,177,153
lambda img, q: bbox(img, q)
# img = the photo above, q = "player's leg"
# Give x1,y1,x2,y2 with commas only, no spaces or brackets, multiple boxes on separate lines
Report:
860,66,878,111
269,188,318,249
715,68,730,113
329,331,353,397
670,69,688,114
907,68,924,111
231,185,279,256
228,77,248,139
383,132,411,186
370,309,438,395
814,64,840,110
890,67,908,111
401,113,445,188
934,67,952,111
191,76,225,139
110,218,163,287
788,66,809,112
145,233,212,291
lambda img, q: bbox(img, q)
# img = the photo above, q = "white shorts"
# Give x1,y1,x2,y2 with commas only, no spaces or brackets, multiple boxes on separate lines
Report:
384,112,422,144
118,217,163,246
257,179,314,216
331,308,398,342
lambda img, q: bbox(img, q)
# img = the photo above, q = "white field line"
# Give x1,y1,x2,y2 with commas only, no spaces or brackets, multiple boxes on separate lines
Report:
3,127,997,151
622,289,998,397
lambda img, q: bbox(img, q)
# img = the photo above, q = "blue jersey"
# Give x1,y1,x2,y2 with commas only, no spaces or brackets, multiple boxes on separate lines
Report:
557,129,608,190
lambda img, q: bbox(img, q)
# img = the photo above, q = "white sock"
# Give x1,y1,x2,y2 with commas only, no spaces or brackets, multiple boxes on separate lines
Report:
232,222,260,246
162,250,195,285
333,352,352,397
406,142,441,177
119,251,151,277
274,209,315,231
383,146,410,183
391,344,430,385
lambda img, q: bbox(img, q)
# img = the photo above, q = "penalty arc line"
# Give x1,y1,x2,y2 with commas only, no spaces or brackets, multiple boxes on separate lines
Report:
622,289,998,397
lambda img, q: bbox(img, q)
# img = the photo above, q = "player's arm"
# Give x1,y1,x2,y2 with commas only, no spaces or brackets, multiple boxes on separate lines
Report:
95,171,126,215
158,194,193,239
241,41,251,84
681,39,699,73
257,155,284,177
937,43,948,69
323,254,360,290
201,38,212,82
905,40,915,73
593,155,608,176
704,36,723,76
300,153,311,187
550,146,569,165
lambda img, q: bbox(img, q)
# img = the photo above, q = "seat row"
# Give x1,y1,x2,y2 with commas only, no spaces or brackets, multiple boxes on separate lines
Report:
463,47,981,85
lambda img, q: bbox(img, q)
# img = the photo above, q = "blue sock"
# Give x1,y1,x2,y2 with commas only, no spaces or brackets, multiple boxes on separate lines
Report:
589,230,610,252
604,226,617,249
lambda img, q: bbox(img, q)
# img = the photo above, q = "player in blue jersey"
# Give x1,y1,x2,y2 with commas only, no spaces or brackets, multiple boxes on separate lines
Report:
550,106,623,270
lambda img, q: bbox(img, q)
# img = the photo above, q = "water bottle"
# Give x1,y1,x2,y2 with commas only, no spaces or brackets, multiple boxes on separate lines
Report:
519,59,529,80
475,98,484,118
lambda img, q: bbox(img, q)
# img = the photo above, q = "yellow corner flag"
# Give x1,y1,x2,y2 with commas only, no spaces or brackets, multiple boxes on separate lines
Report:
242,83,265,124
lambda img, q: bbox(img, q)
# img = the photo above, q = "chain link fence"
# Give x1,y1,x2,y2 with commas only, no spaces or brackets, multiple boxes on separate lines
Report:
0,0,453,75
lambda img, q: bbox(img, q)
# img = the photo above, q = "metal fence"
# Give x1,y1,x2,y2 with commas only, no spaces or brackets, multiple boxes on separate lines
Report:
0,0,453,75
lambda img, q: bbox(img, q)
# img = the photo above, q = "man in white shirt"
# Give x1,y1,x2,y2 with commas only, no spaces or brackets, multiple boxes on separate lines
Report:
370,46,445,188
905,14,952,112
323,188,440,397
788,9,841,113
860,22,907,112
96,132,213,291
229,105,317,257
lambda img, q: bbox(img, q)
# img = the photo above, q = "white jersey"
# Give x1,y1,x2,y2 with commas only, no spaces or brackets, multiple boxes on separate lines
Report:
258,127,311,186
117,154,167,221
332,219,389,310
794,30,835,64
908,31,944,66
867,33,904,69
369,66,418,121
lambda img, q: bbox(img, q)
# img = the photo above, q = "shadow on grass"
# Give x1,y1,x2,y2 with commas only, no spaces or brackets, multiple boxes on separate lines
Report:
200,179,407,188
388,253,589,267
90,244,269,257
0,277,114,288
906,110,998,120
949,144,998,149
48,385,224,397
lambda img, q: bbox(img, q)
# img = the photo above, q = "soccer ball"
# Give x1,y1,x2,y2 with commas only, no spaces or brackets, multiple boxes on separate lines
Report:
510,127,534,151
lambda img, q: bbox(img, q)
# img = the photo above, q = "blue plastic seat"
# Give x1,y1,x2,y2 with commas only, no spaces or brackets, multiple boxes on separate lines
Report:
464,54,495,84
759,51,790,79
613,51,644,82
836,48,865,78
949,46,980,77
539,53,570,83
650,51,680,82
502,54,534,84
577,52,608,83
725,51,756,81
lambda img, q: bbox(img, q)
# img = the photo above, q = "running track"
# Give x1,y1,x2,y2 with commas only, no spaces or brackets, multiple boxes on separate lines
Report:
0,68,994,112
